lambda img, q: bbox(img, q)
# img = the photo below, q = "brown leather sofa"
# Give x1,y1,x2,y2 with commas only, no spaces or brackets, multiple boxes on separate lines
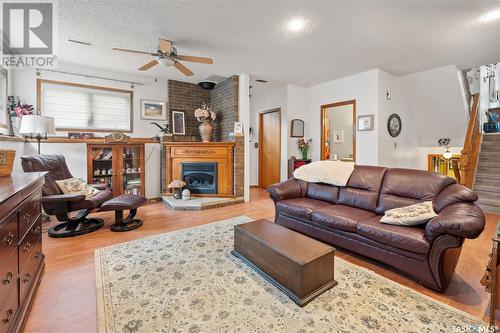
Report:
268,165,485,292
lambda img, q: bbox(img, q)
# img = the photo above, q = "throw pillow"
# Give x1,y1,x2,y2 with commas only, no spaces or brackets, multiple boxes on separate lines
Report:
55,178,99,199
380,201,437,226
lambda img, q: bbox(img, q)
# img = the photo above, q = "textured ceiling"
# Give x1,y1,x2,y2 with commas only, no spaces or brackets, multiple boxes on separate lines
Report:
57,0,500,86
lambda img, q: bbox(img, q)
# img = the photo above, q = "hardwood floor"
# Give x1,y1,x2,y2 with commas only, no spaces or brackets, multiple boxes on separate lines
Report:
24,188,499,332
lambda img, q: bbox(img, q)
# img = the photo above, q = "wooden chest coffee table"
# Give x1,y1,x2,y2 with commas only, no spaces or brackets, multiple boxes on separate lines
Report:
232,219,337,306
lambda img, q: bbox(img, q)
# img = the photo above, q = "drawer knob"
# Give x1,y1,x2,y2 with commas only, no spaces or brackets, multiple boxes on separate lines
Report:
23,273,30,283
2,309,13,324
34,226,41,235
2,271,13,285
23,242,30,253
24,212,31,223
34,251,41,260
3,233,14,246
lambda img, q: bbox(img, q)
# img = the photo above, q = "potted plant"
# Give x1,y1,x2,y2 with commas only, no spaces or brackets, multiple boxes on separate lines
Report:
297,138,312,160
168,180,186,199
7,96,33,136
484,110,500,133
194,103,216,142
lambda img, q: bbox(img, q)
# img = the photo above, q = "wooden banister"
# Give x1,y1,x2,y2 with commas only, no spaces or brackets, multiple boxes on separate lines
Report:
460,94,482,188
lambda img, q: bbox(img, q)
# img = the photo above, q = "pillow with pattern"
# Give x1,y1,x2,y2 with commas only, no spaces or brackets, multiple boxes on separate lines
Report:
380,201,437,226
55,178,99,199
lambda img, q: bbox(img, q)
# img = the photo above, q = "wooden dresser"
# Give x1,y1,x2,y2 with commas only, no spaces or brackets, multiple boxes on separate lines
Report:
0,173,45,333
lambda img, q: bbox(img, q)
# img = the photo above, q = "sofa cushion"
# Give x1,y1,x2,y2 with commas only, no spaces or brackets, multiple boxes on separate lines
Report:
338,165,387,212
357,216,431,254
376,168,455,214
276,198,331,220
312,205,376,232
307,183,339,204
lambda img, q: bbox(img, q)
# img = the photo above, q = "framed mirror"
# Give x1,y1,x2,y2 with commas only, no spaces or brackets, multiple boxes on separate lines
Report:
320,100,356,161
290,119,304,137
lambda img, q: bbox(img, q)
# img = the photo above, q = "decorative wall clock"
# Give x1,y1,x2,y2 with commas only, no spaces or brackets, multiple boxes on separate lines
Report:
387,113,402,138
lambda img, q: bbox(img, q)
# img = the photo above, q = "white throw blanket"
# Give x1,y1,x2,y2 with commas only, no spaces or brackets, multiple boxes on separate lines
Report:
293,160,355,186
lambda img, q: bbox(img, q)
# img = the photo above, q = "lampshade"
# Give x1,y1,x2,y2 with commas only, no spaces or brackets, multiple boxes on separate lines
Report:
20,115,56,135
157,57,175,67
443,148,453,159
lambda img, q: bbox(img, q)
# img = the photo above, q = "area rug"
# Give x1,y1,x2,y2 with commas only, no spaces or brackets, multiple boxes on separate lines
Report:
95,216,484,333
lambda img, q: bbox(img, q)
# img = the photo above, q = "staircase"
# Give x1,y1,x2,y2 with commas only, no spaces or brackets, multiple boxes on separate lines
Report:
474,134,500,214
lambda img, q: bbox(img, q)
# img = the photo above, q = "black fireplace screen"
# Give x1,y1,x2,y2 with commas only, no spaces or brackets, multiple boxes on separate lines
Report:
181,162,218,194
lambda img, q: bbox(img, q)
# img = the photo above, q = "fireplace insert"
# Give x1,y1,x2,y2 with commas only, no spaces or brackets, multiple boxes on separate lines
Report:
181,162,218,194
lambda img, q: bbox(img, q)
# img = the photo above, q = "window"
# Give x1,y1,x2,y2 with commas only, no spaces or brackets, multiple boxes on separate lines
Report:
37,79,133,132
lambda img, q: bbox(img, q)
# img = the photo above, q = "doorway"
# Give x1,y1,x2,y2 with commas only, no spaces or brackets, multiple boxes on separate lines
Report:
259,108,281,188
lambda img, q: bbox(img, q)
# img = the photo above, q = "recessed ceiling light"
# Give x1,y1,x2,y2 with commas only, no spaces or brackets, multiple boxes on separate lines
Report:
286,18,306,32
479,9,500,23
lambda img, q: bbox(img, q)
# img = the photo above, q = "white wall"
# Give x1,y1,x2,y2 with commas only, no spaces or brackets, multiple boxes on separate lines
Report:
307,69,379,165
4,63,168,198
249,84,287,185
377,70,420,168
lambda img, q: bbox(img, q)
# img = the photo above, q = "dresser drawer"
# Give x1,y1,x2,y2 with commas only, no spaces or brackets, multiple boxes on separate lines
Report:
0,250,18,309
19,191,42,240
19,218,42,274
0,288,18,333
19,236,41,303
171,146,231,158
0,215,18,266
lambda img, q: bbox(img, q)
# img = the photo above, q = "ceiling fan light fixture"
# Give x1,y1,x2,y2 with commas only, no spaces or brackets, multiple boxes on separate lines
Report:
157,57,175,67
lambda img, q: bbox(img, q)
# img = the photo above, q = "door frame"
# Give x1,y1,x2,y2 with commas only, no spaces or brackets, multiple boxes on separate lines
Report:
320,99,356,161
258,108,281,188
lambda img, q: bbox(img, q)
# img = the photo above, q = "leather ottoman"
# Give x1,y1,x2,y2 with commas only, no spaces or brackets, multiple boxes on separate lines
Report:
100,194,146,232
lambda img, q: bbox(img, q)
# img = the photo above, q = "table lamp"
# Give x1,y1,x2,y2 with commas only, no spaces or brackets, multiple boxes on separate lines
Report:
20,115,56,154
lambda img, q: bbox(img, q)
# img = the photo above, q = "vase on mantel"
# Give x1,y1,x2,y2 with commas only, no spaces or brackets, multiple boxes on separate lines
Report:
10,117,21,136
199,120,213,142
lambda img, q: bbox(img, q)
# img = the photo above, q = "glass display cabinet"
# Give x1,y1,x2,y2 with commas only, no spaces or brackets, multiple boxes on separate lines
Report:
87,144,145,197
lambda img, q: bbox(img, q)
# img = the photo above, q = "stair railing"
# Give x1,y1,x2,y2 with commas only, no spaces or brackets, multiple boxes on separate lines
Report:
460,94,481,188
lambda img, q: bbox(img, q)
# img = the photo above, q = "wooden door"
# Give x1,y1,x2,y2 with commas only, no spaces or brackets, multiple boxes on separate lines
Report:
87,144,120,195
259,109,281,188
117,144,145,196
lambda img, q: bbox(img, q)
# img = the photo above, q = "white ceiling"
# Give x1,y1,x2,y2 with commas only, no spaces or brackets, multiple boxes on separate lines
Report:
57,1,500,86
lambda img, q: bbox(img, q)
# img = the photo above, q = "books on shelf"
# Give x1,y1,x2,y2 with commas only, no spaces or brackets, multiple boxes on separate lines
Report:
94,148,113,160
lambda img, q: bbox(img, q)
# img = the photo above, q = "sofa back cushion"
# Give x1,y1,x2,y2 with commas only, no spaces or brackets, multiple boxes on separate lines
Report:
307,183,339,204
338,165,388,212
376,168,455,214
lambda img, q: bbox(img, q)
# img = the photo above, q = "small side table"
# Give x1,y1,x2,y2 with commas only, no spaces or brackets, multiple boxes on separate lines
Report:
288,157,312,178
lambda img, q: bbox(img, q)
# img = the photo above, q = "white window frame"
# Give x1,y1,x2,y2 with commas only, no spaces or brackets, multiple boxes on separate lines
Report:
37,79,133,132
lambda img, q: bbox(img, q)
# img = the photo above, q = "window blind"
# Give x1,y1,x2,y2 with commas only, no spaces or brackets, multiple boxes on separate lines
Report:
40,81,132,131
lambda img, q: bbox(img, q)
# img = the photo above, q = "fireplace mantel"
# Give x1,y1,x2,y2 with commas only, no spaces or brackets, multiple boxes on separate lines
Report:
163,142,235,197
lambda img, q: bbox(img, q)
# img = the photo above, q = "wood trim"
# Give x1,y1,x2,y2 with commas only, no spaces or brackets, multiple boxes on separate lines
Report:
320,100,356,161
460,94,481,188
26,136,159,144
258,108,281,188
36,79,134,133
0,135,26,142
163,142,235,147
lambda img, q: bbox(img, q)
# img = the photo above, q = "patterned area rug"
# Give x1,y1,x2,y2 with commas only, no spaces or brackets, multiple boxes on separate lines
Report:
95,216,484,333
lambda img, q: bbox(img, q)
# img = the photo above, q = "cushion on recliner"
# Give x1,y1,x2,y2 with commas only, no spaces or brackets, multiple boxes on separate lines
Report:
312,205,376,232
338,165,387,212
356,216,431,254
376,168,456,214
276,198,330,220
68,188,113,211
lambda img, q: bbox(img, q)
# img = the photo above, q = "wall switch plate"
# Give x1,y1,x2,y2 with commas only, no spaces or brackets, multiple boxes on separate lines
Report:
386,89,391,100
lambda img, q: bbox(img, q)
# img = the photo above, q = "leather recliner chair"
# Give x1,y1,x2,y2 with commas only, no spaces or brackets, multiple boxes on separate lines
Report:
21,154,113,238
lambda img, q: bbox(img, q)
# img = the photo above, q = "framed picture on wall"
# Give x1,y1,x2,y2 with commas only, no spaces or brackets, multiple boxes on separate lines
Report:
140,99,167,120
290,119,304,137
358,114,374,131
172,110,186,135
332,130,344,143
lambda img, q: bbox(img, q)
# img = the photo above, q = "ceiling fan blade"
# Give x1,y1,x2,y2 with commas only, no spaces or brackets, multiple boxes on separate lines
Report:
176,55,214,64
174,60,193,76
138,60,159,71
112,47,155,56
158,38,172,53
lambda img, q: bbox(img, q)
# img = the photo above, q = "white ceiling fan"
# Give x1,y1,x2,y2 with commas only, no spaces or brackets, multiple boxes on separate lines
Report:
112,38,213,76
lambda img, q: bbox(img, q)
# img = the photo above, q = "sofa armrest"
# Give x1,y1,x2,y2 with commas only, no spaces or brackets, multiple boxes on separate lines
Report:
425,203,485,242
433,184,478,213
42,194,86,203
267,178,305,202
89,183,108,190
